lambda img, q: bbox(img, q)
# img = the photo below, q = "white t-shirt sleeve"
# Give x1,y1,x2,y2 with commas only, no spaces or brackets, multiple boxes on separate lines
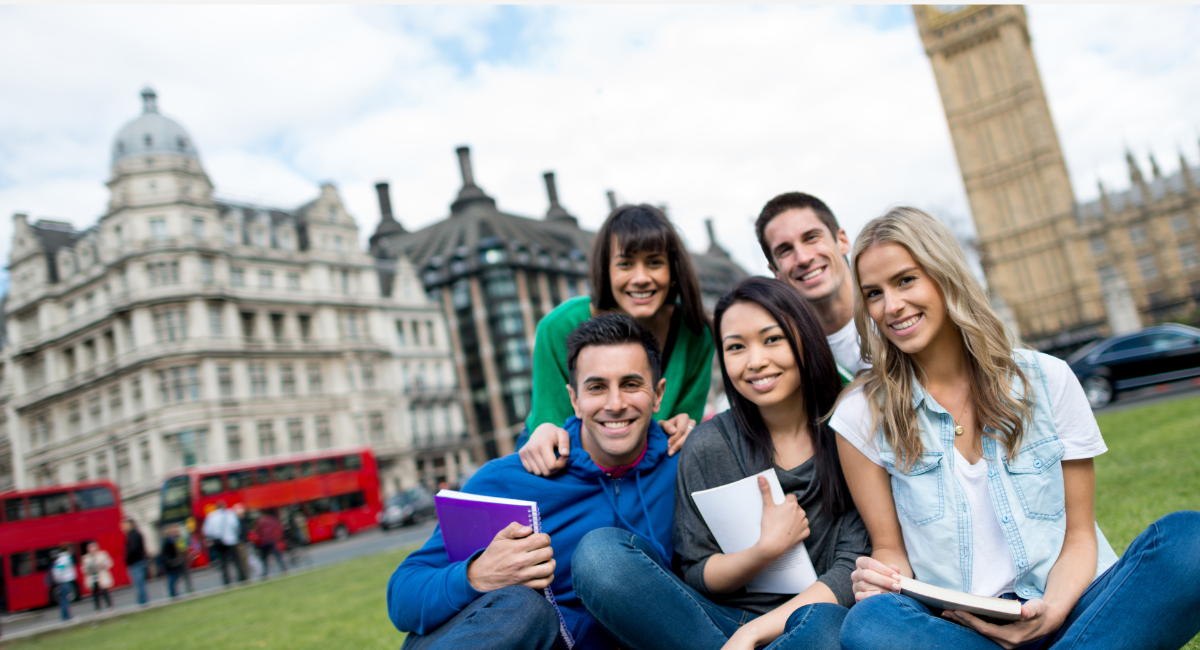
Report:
1035,352,1108,460
830,385,883,466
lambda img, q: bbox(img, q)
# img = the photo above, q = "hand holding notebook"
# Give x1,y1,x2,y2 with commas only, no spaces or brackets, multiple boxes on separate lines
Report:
464,521,555,592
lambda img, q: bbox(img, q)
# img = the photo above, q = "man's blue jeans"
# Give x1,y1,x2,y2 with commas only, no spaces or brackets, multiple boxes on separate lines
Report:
56,582,73,620
841,511,1200,650
573,527,846,650
128,559,148,605
400,585,561,650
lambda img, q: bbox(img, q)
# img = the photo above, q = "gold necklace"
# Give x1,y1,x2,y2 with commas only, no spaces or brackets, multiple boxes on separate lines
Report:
954,398,969,436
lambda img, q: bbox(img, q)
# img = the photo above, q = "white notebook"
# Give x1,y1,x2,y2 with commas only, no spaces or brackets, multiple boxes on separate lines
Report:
691,469,819,594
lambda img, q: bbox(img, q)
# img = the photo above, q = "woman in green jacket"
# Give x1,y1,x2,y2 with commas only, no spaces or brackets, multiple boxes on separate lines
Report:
519,204,715,475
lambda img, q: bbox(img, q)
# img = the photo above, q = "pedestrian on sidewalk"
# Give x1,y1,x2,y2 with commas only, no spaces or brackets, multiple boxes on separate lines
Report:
161,524,190,598
50,545,76,621
232,503,252,582
121,519,149,606
82,542,114,612
253,510,288,577
202,501,245,585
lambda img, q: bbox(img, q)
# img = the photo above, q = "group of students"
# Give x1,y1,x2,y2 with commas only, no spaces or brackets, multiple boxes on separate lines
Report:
388,194,1200,650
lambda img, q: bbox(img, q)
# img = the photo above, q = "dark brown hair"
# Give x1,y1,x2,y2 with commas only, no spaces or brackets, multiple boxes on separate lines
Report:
566,313,663,389
589,204,709,335
754,192,841,266
713,276,851,518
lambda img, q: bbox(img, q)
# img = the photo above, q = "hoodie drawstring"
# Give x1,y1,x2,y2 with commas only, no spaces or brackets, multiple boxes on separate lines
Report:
596,473,668,563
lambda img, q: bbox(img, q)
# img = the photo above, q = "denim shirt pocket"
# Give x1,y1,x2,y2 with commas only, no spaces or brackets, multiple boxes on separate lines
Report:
1004,437,1066,521
881,451,945,527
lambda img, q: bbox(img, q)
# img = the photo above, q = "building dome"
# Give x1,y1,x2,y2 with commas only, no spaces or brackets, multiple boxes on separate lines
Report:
111,87,200,164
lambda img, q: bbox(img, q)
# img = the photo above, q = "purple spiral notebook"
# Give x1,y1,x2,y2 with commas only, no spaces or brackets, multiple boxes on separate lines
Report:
434,490,575,649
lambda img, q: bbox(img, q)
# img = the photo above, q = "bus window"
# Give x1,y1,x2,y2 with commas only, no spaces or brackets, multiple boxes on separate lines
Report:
34,548,56,572
316,458,337,474
74,486,115,511
308,498,332,515
299,461,315,477
274,464,296,482
200,475,225,496
343,454,362,471
161,475,193,524
30,493,71,518
336,492,366,510
228,471,252,490
255,468,272,485
10,551,33,577
4,498,26,522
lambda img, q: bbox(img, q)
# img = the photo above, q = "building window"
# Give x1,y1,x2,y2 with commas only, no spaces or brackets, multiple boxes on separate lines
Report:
209,303,224,337
147,261,180,286
280,364,296,396
75,458,88,482
157,365,201,404
115,225,124,248
493,300,523,335
259,270,274,290
298,314,312,341
252,228,265,248
346,362,357,390
287,418,304,453
131,378,143,411
483,268,518,299
170,429,207,468
361,361,376,390
505,375,533,422
1129,225,1148,246
224,225,236,247
241,311,256,339
201,257,215,284
395,321,406,347
1089,236,1107,256
1137,253,1159,279
153,308,189,342
315,416,332,449
249,363,267,397
115,445,132,487
150,217,168,240
1171,214,1191,233
369,412,385,445
68,401,82,437
1178,242,1200,269
139,438,152,480
95,451,110,480
218,365,233,398
88,393,102,426
270,313,285,342
307,363,323,394
226,425,242,461
503,338,530,373
108,385,123,418
342,312,361,340
287,272,300,291
426,321,436,346
192,218,205,239
451,280,471,309
231,267,245,287
258,421,276,456
341,270,351,294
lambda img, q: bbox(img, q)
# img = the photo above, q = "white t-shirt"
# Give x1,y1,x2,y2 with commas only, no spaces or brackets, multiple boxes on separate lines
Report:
831,351,1107,596
827,318,868,375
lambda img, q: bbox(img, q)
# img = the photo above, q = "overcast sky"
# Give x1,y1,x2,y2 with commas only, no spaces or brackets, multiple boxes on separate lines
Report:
1,5,1198,285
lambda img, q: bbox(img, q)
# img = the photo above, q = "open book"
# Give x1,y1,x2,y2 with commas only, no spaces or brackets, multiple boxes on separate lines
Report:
690,469,818,594
433,490,576,648
898,576,1023,621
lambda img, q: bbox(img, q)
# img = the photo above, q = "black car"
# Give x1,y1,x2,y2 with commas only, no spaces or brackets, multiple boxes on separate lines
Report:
1067,323,1200,408
381,486,437,530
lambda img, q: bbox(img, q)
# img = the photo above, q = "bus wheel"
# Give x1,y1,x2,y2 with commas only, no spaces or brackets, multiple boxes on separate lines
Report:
334,524,349,541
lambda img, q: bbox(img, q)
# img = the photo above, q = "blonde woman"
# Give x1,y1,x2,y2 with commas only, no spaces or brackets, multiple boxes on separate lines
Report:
831,207,1200,650
82,541,114,612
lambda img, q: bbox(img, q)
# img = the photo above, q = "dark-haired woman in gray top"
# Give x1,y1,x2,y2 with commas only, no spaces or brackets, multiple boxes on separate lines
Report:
573,277,869,650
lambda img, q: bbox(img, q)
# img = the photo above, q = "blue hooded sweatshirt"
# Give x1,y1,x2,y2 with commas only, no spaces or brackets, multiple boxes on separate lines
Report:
387,416,678,650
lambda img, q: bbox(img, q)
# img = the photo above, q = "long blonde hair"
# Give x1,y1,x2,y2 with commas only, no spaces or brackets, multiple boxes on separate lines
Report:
844,207,1032,472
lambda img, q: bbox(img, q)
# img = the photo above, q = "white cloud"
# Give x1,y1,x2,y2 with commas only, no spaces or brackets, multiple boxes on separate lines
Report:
0,5,1196,284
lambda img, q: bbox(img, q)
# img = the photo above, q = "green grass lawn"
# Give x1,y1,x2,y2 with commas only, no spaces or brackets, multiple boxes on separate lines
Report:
11,395,1200,649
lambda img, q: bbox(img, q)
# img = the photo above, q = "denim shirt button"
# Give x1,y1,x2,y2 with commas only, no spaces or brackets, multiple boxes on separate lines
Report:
988,469,995,478
1002,515,1010,523
1034,459,1042,468
1021,588,1031,597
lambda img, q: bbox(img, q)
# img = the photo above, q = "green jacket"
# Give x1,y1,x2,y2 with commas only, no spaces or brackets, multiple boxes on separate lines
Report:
525,296,715,433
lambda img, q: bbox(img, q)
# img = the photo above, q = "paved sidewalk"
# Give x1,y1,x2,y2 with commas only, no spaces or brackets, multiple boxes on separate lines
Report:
0,521,436,642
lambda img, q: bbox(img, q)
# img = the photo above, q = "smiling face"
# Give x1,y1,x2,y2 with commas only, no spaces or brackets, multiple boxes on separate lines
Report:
763,208,851,304
609,238,672,321
856,242,953,359
720,301,803,411
568,342,666,468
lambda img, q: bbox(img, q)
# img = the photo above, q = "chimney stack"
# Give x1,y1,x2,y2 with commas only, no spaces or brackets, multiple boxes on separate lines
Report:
705,218,730,257
450,145,495,214
606,190,618,213
456,146,476,188
375,182,395,222
543,172,575,224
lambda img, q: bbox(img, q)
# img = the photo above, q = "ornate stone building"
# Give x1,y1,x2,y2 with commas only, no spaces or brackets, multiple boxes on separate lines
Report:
3,89,471,541
370,148,746,459
914,5,1200,351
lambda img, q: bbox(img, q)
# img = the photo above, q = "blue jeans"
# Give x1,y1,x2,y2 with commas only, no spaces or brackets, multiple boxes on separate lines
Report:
128,559,148,605
573,527,846,650
56,582,73,620
841,511,1200,650
400,585,561,650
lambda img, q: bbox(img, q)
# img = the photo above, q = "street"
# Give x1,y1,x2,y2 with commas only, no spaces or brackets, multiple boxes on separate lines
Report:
0,521,437,641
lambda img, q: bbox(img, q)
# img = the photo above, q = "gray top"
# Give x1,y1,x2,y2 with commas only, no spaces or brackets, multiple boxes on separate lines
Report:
673,411,870,611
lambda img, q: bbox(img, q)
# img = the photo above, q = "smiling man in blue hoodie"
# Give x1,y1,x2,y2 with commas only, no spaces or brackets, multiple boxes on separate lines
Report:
388,314,679,650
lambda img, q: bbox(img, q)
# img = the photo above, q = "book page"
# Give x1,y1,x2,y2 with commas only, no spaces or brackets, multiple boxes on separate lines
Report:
691,469,818,594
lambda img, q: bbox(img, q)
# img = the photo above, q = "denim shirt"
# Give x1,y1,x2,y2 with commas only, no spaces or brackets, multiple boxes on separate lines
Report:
875,349,1118,599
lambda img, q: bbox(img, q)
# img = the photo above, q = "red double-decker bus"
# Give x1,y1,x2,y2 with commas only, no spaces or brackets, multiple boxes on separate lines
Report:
0,481,130,613
160,447,382,550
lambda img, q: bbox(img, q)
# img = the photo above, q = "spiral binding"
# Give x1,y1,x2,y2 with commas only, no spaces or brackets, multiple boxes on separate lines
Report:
531,504,575,649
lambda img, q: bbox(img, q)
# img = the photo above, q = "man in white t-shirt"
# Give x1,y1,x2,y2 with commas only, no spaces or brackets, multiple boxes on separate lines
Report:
755,192,865,380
